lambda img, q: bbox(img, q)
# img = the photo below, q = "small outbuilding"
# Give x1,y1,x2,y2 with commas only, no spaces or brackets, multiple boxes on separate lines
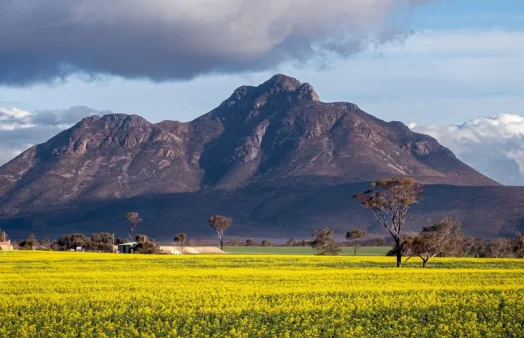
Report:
118,242,137,253
0,240,13,251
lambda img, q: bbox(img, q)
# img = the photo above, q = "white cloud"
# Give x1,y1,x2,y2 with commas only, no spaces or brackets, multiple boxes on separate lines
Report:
0,106,104,165
0,107,35,130
412,114,524,185
0,107,31,119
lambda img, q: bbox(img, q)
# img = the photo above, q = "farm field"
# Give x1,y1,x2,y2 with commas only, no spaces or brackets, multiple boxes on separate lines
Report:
221,245,391,255
0,252,523,337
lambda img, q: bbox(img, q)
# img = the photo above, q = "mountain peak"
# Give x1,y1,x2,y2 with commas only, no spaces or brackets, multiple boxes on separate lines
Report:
221,74,319,108
260,74,302,92
259,74,319,101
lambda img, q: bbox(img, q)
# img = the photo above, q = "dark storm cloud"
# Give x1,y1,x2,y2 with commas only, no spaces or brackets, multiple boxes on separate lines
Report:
0,0,431,85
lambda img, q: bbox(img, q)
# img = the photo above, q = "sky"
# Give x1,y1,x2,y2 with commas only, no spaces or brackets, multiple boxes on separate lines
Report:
1,0,524,185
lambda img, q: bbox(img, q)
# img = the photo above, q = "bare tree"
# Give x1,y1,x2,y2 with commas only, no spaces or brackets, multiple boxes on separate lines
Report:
354,177,423,267
126,212,143,240
208,215,232,250
310,228,341,256
489,238,514,258
346,229,370,256
174,233,188,250
404,218,461,267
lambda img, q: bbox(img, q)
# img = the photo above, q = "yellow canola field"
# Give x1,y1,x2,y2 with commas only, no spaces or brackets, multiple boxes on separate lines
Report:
0,251,523,338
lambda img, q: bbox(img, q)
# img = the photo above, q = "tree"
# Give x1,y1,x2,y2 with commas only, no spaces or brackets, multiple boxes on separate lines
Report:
513,232,524,258
208,215,232,250
404,218,461,267
18,234,37,250
245,239,257,246
298,240,310,247
91,232,114,252
57,233,90,251
174,233,188,250
459,236,489,258
0,228,8,241
226,238,243,246
310,228,341,256
346,229,370,255
135,234,148,243
354,177,423,267
261,239,273,247
489,238,514,258
286,238,297,246
126,212,143,240
115,237,127,245
133,234,160,254
374,237,386,246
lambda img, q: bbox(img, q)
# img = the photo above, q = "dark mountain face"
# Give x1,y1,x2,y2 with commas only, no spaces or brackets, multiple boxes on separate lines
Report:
0,74,512,239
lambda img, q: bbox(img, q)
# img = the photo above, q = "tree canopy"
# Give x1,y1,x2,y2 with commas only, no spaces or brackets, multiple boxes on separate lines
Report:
404,218,462,267
174,233,188,249
126,212,143,239
354,177,423,267
208,215,232,250
346,229,370,255
310,228,341,256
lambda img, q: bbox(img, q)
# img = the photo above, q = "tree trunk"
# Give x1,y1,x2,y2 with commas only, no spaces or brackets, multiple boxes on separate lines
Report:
353,249,357,256
422,259,427,268
395,241,402,268
216,229,224,250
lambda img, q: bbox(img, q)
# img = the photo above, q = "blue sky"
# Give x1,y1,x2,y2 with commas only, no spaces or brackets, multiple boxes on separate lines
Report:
413,0,524,30
1,0,524,184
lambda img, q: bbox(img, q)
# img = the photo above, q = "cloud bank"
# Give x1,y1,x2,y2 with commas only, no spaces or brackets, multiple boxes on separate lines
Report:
0,106,104,165
0,0,430,85
412,114,524,186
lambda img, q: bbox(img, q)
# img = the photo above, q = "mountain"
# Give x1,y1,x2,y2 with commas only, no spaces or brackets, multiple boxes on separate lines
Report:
1,74,519,240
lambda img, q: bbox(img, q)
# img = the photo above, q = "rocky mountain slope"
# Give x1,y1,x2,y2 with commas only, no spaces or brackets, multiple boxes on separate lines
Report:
0,75,515,239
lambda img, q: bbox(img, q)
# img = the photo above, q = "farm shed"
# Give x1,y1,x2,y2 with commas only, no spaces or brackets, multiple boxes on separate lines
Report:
118,242,137,253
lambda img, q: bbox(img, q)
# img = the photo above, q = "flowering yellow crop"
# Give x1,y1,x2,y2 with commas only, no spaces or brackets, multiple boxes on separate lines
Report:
0,251,523,337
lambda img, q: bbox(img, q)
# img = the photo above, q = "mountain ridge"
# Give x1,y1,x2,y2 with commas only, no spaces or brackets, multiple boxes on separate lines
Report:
1,74,512,239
